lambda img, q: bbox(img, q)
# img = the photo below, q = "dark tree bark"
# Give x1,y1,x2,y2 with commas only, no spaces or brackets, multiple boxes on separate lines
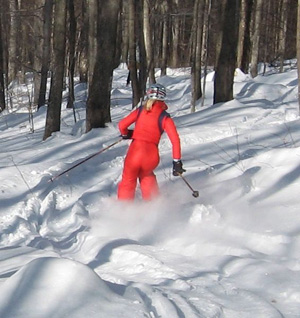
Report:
66,0,76,110
250,0,263,77
86,0,122,132
0,8,5,111
43,0,67,140
143,0,155,84
127,0,141,107
38,0,53,109
214,0,240,104
191,0,205,112
8,0,19,84
297,0,300,114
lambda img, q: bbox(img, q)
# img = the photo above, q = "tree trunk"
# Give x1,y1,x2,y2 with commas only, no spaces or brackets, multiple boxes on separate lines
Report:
161,0,169,76
214,0,240,104
78,0,88,83
43,0,67,140
297,0,300,114
66,0,76,110
127,0,140,107
238,0,253,73
33,0,44,106
279,0,289,72
0,6,5,111
250,0,263,77
170,0,180,68
38,0,53,109
143,0,155,84
86,0,121,132
8,0,19,84
191,0,205,112
88,0,97,89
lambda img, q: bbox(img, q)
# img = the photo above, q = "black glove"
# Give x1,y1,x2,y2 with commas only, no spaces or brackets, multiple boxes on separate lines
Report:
122,129,133,140
173,160,186,176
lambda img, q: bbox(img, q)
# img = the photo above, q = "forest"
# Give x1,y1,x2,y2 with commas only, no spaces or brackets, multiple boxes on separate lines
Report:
0,0,299,140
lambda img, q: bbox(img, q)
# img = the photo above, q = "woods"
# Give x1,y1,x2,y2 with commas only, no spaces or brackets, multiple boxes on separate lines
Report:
0,0,298,139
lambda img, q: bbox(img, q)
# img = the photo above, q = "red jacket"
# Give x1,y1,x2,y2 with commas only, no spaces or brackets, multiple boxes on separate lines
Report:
118,101,181,159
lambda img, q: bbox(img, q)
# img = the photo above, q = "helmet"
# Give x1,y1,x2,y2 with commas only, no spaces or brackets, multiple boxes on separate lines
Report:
146,83,166,100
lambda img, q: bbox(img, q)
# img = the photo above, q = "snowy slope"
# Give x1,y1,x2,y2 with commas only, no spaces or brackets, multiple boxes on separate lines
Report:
0,63,300,317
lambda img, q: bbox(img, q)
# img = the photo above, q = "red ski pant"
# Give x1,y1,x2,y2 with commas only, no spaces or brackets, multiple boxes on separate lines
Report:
118,140,160,200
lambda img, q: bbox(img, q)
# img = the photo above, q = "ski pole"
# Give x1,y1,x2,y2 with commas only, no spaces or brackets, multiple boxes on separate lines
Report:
49,137,123,182
179,173,199,198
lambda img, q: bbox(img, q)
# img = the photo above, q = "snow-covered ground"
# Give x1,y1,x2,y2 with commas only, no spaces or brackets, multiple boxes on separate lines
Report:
0,63,300,317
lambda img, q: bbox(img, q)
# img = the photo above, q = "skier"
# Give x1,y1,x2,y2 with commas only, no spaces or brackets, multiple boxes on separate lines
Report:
118,83,185,200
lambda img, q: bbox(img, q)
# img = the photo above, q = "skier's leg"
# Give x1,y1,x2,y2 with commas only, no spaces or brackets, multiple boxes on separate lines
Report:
139,172,159,200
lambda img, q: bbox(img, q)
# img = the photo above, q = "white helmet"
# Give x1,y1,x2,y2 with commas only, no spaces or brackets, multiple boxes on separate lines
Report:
146,83,166,100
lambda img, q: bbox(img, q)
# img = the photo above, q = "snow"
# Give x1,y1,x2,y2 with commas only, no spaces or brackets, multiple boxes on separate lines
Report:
0,63,300,317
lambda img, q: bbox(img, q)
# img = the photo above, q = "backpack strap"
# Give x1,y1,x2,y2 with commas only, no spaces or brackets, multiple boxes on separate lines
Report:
158,110,170,134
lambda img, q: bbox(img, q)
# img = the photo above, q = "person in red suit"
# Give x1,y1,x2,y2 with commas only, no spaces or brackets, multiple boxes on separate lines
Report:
118,83,185,200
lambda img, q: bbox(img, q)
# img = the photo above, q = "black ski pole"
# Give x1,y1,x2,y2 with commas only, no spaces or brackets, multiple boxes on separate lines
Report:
49,138,123,182
179,173,199,198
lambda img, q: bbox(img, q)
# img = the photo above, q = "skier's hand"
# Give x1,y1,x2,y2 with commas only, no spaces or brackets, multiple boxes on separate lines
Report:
172,160,186,176
122,129,133,140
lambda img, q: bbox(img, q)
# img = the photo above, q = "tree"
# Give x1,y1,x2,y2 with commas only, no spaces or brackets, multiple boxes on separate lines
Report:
38,0,53,109
250,0,263,77
297,0,300,114
8,0,19,84
236,0,252,73
191,0,205,112
0,7,5,111
279,0,289,72
214,0,240,104
43,0,67,140
143,0,155,84
86,0,122,132
66,0,76,111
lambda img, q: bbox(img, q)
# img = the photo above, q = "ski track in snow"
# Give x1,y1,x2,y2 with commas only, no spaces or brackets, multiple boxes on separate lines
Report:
0,64,300,317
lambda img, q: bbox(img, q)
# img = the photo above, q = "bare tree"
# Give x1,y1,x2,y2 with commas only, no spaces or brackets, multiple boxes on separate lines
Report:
214,0,240,104
143,0,155,84
8,0,19,84
43,0,67,140
191,0,205,112
0,6,5,111
279,0,289,72
66,0,76,111
250,0,263,77
237,0,252,73
297,0,300,114
86,0,122,132
38,0,53,109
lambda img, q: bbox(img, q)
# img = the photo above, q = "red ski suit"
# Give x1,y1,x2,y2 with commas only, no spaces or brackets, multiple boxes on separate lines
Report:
118,100,181,200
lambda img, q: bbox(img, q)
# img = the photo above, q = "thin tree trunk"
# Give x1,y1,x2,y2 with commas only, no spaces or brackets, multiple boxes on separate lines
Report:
66,0,76,111
297,0,300,114
214,0,240,103
43,0,67,140
250,0,263,77
38,0,53,109
161,0,169,76
170,0,180,67
279,0,289,72
0,7,5,111
78,0,88,83
33,0,44,106
88,0,97,89
201,0,212,106
8,0,19,84
143,0,155,84
128,0,140,107
191,0,205,112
